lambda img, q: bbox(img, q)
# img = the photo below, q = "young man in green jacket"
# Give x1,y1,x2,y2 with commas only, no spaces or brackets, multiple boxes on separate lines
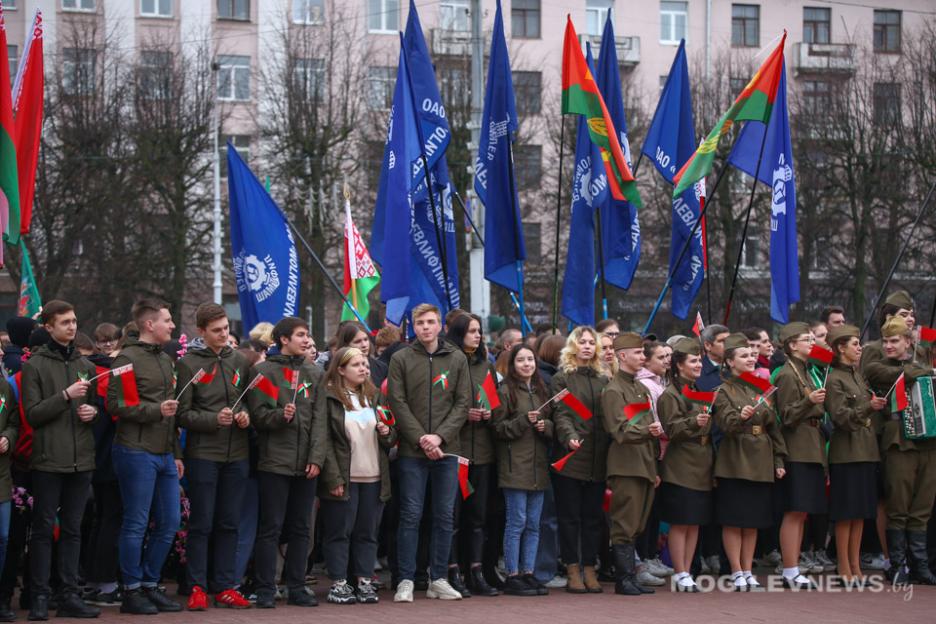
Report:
22,300,99,620
107,299,184,615
389,304,471,603
177,304,252,610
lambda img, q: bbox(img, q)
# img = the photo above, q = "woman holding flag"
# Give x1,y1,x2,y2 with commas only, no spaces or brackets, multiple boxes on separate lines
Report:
773,322,828,590
446,313,500,597
318,347,397,605
657,338,715,592
711,333,787,591
492,345,553,596
550,327,609,594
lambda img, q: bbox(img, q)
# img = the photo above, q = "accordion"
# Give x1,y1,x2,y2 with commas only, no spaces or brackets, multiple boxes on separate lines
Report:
904,376,936,440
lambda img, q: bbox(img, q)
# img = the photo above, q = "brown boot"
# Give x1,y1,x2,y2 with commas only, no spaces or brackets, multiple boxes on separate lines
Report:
583,566,603,593
566,564,587,593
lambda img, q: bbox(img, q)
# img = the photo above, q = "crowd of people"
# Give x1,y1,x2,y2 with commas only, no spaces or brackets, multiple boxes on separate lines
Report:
0,291,933,618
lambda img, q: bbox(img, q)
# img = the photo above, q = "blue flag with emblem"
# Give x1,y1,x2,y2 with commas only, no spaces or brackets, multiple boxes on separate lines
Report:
727,63,799,323
227,144,300,330
595,13,640,290
474,0,525,294
641,40,705,319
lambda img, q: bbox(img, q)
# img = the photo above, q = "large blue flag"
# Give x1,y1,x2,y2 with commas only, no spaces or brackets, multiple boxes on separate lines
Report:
595,14,640,291
227,144,301,330
641,40,705,319
727,63,799,323
474,0,525,293
562,47,608,327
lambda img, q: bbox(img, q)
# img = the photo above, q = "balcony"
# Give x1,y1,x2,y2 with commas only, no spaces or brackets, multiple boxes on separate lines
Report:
793,42,856,75
431,28,473,57
578,34,640,66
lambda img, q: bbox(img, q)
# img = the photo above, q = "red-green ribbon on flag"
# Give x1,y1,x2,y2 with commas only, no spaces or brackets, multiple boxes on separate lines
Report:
376,405,395,426
232,369,242,388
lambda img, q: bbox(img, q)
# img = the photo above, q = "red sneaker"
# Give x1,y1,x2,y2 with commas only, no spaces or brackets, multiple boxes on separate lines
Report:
187,586,209,611
214,589,251,609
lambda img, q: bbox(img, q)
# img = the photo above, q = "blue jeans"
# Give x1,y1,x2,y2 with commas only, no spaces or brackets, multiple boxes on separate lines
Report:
112,445,181,590
397,455,457,581
534,481,559,582
503,488,545,575
234,475,259,585
0,500,9,574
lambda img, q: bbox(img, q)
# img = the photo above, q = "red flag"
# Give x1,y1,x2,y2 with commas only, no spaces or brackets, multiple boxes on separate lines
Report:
739,371,774,395
255,374,279,407
376,405,395,426
560,390,592,421
282,367,299,390
476,371,501,410
624,401,652,421
456,455,474,499
111,364,139,408
95,365,110,399
195,364,217,384
919,326,936,348
807,344,834,368
692,311,704,338
0,6,19,254
12,9,42,236
681,385,716,408
551,449,577,472
890,373,908,413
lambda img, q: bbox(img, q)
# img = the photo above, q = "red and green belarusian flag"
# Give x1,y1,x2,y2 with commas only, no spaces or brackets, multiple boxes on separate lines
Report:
17,244,40,317
624,401,652,422
889,373,908,413
376,405,395,426
12,8,43,238
111,364,139,408
254,373,279,407
341,197,380,322
807,344,834,368
919,326,936,349
0,5,21,251
673,32,787,198
739,371,775,395
561,16,641,207
560,389,592,421
455,455,474,499
682,386,717,411
476,371,500,410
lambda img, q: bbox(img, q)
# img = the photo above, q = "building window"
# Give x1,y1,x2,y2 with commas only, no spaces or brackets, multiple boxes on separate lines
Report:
802,7,830,44
292,58,325,101
366,66,395,110
511,0,540,39
731,4,759,48
873,10,901,53
660,1,687,44
62,48,96,95
740,228,760,268
62,0,95,10
513,71,541,115
217,55,250,101
729,75,747,97
585,0,613,37
522,222,541,264
367,0,399,34
218,0,249,21
513,144,542,191
7,46,16,85
221,135,250,177
801,79,831,117
873,82,901,126
440,0,469,31
292,0,324,25
141,0,171,17
140,50,172,99
3,1,14,9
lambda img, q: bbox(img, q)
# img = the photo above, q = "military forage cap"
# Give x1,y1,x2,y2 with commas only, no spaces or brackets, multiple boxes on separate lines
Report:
881,316,911,338
885,290,914,310
673,337,702,356
612,332,644,350
779,321,811,344
724,333,750,351
827,324,859,346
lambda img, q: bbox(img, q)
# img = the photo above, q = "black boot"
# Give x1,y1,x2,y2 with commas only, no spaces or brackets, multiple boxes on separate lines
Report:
0,595,15,622
468,566,499,596
56,593,101,619
612,544,642,596
27,595,48,622
119,589,158,615
142,587,182,612
885,529,910,585
448,567,471,598
907,531,936,585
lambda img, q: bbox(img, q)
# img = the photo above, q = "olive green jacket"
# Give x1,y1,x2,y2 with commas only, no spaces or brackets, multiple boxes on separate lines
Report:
0,377,19,500
712,376,787,483
551,367,609,482
863,354,934,452
493,384,553,491
22,343,97,473
774,357,827,467
601,370,659,483
824,364,880,464
658,379,714,491
455,356,498,465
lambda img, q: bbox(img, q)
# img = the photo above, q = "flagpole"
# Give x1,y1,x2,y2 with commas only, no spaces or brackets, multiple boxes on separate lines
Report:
722,121,773,326
552,116,567,334
642,162,729,334
859,178,936,339
704,220,713,322
593,205,609,321
506,141,531,336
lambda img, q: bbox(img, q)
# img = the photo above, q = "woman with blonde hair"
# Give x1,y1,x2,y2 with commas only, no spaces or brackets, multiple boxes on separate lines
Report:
599,332,618,376
551,326,610,593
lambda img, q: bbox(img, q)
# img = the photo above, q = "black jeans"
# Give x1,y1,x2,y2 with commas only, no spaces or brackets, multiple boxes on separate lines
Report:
254,472,317,596
185,458,249,591
30,470,93,596
0,468,31,602
553,473,606,566
451,463,493,566
86,481,122,584
320,482,383,580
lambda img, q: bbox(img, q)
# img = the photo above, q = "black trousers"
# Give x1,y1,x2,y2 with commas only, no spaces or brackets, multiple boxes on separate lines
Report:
0,468,32,602
185,458,249,592
635,494,661,561
86,480,122,584
254,472,317,596
553,473,605,566
30,470,93,596
450,463,493,567
320,482,383,581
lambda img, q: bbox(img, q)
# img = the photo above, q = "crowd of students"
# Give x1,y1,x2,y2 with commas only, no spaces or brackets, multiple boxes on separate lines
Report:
0,291,933,618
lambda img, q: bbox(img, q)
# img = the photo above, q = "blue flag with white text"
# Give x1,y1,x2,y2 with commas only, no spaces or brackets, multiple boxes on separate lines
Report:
727,64,799,323
475,0,525,293
227,145,300,331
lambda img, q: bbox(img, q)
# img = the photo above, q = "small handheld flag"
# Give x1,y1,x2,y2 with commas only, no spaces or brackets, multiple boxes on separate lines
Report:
559,390,592,421
682,385,717,412
624,401,652,422
551,448,578,472
476,371,501,410
232,373,266,412
752,385,779,408
807,345,834,368
535,388,570,413
739,371,774,395
175,368,206,400
376,405,396,426
692,311,705,338
919,326,936,349
111,364,139,408
888,373,908,413
447,454,474,499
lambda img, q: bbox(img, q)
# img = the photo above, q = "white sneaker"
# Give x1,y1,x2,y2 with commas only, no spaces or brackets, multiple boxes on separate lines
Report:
544,575,568,589
426,578,462,600
394,580,414,603
744,574,762,590
733,575,748,592
646,557,674,577
862,552,887,570
636,566,666,586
